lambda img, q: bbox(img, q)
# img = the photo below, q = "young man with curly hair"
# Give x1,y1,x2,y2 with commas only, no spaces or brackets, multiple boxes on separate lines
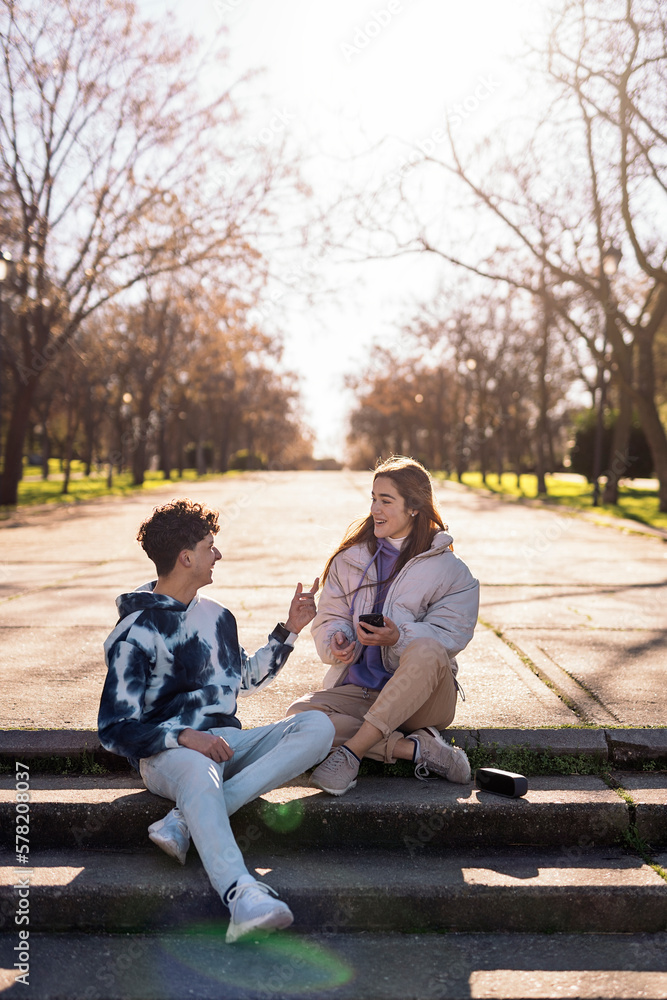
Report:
98,498,333,943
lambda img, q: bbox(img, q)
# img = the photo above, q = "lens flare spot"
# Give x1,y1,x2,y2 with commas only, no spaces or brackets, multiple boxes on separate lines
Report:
160,925,354,994
261,798,305,833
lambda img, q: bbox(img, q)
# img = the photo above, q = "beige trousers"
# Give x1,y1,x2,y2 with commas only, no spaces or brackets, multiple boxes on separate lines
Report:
286,638,458,764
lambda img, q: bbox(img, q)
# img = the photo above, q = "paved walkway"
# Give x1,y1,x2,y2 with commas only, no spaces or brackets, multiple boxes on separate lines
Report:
1,471,666,730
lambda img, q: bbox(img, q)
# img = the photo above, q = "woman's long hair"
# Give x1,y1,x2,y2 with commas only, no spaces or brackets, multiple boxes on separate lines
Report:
321,456,447,590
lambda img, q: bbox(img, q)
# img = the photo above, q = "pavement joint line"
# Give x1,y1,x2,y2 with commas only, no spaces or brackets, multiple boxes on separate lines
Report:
481,625,666,632
495,628,623,727
478,618,583,719
0,624,110,629
531,640,624,725
0,562,114,605
482,581,667,587
0,579,298,607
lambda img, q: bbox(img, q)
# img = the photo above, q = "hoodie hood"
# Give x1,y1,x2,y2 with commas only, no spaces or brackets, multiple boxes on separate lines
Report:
115,583,199,621
343,530,454,572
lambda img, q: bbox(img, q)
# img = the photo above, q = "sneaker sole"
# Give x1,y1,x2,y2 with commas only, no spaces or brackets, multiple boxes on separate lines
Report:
226,908,294,944
310,777,358,796
148,830,188,865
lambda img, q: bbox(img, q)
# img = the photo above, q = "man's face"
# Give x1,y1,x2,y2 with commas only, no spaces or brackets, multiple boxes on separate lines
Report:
186,532,222,588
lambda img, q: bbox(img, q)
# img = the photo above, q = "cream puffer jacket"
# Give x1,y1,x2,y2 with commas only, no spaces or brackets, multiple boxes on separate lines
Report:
311,531,479,688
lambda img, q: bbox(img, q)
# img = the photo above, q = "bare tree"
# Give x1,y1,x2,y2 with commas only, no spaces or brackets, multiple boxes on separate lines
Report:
0,0,302,504
348,0,667,509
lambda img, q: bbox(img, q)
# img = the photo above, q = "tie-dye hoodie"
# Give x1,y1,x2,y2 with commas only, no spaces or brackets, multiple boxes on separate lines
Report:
98,583,294,770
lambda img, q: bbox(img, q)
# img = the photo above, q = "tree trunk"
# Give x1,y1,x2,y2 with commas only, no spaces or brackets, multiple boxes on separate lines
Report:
634,332,667,512
479,431,487,485
41,428,50,480
62,446,72,495
535,293,550,496
512,420,522,487
495,409,504,482
196,438,206,476
603,381,632,505
434,369,445,470
83,397,95,477
61,393,80,495
132,436,147,486
633,392,667,513
132,407,153,486
157,410,171,479
0,383,37,506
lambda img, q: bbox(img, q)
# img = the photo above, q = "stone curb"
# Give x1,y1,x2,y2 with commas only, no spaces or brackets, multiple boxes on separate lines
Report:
446,728,610,759
606,730,667,766
3,728,667,771
2,931,667,1000
1,846,666,936
0,730,127,771
0,775,643,850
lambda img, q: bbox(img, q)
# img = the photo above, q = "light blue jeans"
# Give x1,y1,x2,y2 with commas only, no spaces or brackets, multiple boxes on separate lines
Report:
139,712,334,900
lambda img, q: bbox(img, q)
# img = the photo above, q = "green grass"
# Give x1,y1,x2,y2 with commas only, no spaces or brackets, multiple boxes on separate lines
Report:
2,461,233,512
0,751,108,775
358,742,625,778
443,471,667,531
463,743,608,777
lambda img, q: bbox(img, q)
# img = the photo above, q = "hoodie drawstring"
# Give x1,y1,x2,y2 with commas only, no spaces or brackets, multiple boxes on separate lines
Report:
349,546,383,617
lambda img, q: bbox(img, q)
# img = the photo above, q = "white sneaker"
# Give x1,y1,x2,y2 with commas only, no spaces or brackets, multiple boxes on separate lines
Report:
408,727,472,784
148,807,190,865
225,875,294,944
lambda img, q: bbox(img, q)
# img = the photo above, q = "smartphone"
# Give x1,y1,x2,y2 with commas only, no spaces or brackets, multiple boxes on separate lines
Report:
358,613,384,633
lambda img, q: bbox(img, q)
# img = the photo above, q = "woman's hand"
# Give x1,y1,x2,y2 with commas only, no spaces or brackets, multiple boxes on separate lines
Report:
356,616,400,647
332,630,357,663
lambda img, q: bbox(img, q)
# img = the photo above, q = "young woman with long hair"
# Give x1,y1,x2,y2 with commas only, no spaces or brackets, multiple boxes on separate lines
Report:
287,455,479,796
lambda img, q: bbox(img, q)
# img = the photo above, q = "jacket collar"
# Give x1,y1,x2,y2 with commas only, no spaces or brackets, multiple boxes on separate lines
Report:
343,530,453,569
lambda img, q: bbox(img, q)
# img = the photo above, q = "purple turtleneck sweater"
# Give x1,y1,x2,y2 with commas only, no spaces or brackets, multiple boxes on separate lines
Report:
343,536,402,691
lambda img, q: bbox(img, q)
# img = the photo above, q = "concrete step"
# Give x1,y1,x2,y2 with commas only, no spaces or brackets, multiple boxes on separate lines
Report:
3,727,667,771
2,930,667,999
1,845,666,936
3,774,664,851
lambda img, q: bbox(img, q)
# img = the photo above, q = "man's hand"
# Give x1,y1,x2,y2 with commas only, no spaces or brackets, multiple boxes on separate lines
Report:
332,630,356,663
356,615,400,647
177,728,234,762
284,579,319,634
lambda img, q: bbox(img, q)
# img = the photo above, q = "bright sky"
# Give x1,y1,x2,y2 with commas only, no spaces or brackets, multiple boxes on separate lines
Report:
147,0,550,458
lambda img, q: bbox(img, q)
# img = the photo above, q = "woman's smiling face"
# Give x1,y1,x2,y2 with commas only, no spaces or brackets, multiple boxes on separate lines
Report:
370,476,415,539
